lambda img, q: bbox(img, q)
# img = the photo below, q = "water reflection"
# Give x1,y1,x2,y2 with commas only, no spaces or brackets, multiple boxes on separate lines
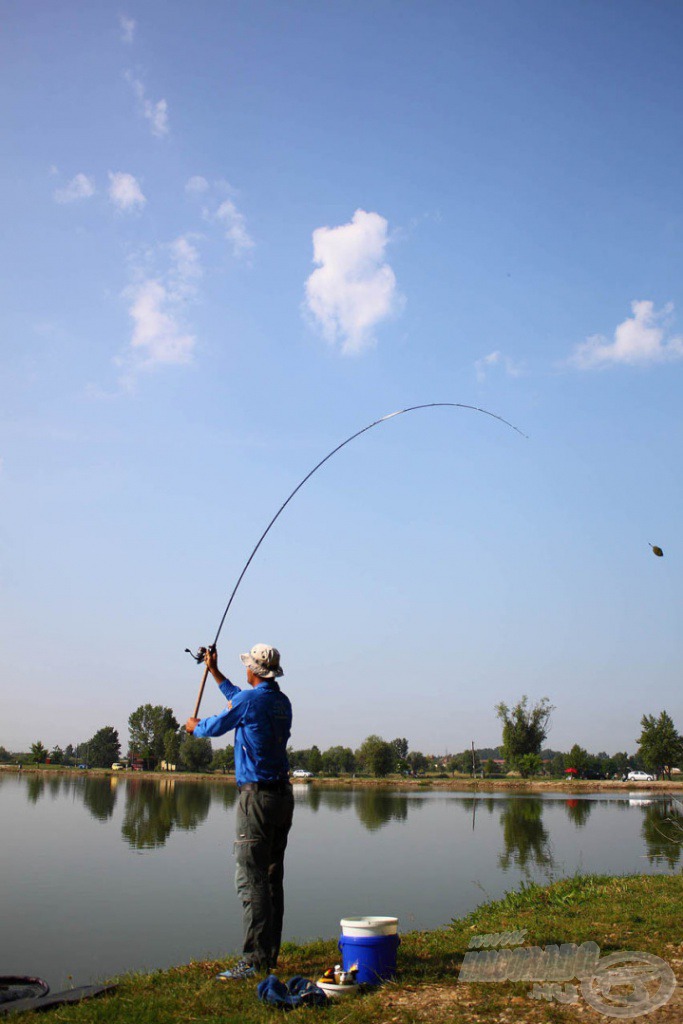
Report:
210,784,238,810
564,798,593,829
83,776,118,821
498,798,554,872
640,797,683,868
26,775,45,804
121,779,211,849
10,774,683,872
355,790,409,831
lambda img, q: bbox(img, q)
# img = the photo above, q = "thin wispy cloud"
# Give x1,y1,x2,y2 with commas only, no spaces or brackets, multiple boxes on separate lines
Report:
168,235,202,299
215,199,254,257
54,173,96,204
108,171,146,211
119,15,136,44
185,175,209,194
304,209,401,354
124,70,169,138
475,350,523,382
570,300,683,369
119,235,202,384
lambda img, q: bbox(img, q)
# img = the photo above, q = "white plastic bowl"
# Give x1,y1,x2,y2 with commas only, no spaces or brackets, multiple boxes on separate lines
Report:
317,981,360,1000
340,916,398,936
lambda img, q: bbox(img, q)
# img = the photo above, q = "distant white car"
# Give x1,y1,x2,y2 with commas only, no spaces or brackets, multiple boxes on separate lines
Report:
291,769,313,778
625,770,655,782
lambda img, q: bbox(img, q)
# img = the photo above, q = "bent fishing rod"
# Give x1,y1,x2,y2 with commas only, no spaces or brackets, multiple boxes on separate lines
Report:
187,402,527,717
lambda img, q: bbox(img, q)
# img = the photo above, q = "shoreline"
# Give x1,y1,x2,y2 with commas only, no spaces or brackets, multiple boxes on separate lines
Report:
7,872,681,1022
3,764,682,791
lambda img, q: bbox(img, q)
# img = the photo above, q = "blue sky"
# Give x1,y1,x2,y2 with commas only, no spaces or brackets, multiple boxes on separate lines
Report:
2,1,682,757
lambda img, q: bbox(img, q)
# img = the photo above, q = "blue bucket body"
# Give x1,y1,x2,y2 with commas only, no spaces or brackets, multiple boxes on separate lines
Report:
338,933,400,985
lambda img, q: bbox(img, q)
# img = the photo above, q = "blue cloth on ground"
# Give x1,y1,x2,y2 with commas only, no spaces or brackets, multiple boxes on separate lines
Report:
257,975,328,1009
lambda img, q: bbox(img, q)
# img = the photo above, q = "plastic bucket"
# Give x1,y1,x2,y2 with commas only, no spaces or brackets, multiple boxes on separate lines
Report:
340,916,398,936
338,933,400,985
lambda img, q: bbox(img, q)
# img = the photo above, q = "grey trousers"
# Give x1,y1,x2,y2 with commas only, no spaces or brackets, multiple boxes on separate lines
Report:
234,785,294,969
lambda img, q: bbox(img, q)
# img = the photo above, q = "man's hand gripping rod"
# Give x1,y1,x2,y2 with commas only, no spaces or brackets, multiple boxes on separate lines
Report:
185,645,216,720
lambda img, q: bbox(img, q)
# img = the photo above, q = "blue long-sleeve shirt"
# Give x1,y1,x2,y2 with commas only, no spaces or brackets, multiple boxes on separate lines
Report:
194,677,292,786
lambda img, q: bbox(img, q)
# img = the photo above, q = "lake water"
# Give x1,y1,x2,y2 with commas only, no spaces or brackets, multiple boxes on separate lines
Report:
1,773,680,990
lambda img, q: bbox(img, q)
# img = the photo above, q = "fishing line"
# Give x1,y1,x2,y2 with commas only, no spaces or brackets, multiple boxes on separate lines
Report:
189,403,527,670
188,403,528,716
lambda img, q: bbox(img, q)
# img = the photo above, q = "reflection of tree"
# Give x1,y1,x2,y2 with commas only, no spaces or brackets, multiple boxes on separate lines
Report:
81,777,118,821
26,776,45,804
212,785,238,810
47,776,63,799
355,791,408,831
121,779,211,849
641,799,682,869
498,798,554,872
564,798,593,829
318,790,354,813
307,786,321,813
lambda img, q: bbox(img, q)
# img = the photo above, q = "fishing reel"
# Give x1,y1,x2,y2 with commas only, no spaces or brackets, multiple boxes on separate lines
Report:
185,644,216,665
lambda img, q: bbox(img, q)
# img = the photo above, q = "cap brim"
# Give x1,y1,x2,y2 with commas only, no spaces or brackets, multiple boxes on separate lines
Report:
240,652,283,678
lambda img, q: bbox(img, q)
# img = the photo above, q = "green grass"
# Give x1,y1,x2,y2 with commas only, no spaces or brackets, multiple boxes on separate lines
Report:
9,873,682,1023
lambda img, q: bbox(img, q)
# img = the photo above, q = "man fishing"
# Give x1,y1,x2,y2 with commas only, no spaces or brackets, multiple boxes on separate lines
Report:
185,643,293,981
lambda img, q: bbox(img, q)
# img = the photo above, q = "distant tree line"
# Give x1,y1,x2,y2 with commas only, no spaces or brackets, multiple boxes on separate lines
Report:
6,697,681,780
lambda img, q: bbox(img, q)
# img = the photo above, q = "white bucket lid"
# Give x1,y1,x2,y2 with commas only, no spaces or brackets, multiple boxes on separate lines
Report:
340,915,398,933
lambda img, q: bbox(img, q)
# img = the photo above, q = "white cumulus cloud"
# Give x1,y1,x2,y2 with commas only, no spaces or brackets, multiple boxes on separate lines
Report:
570,301,683,369
124,71,169,138
127,279,194,368
54,173,96,203
304,209,401,354
120,235,202,381
108,171,146,211
215,199,254,257
119,15,136,43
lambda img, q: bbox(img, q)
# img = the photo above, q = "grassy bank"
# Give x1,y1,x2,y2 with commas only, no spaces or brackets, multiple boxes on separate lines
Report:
10,874,682,1022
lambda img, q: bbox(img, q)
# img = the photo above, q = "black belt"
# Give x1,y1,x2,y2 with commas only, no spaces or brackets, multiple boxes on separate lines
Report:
239,780,291,793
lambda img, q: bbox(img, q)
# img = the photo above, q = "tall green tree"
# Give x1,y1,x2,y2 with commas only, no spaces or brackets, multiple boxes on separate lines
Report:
211,745,235,772
128,705,180,764
307,745,323,775
49,745,64,765
516,753,542,778
638,711,683,780
30,741,48,764
390,738,409,760
179,733,213,771
356,735,395,777
407,750,429,774
495,696,554,771
566,744,589,774
321,745,356,775
86,727,121,768
163,729,181,768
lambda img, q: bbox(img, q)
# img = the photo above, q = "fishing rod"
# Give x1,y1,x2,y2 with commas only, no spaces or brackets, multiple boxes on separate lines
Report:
187,402,527,717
